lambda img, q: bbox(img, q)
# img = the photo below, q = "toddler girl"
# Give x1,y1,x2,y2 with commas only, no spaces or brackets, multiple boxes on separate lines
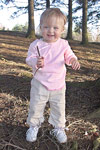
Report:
26,8,80,143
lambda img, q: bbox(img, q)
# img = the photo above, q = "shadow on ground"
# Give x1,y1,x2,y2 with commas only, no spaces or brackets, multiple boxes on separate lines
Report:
0,73,100,116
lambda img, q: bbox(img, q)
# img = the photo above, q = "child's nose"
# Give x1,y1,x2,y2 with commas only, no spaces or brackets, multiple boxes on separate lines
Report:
48,27,53,32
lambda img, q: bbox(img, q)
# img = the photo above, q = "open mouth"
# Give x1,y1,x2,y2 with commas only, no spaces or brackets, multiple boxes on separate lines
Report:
47,34,54,37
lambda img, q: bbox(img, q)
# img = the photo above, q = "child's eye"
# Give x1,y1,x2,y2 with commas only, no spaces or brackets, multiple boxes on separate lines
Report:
54,27,59,30
44,26,48,29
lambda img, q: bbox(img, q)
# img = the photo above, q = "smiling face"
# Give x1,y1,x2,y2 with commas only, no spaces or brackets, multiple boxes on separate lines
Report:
40,16,64,43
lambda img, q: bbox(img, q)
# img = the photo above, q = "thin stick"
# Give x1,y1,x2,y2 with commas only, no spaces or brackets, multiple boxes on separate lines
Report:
34,68,39,76
34,46,40,76
37,46,40,57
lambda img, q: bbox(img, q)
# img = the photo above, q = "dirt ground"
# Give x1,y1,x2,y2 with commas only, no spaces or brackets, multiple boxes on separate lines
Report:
0,31,100,150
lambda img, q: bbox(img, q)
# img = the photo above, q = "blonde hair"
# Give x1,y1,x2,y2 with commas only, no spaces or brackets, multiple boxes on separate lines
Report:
40,8,67,26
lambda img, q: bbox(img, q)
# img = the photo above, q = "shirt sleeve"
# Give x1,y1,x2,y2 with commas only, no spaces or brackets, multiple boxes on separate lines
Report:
26,40,38,69
64,40,77,66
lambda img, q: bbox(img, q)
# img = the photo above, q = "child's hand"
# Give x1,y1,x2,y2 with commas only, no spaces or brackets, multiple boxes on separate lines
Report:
37,57,44,68
70,58,80,70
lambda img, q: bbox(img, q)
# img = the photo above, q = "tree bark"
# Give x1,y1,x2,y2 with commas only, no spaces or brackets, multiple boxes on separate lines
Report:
66,0,72,40
82,0,88,44
26,0,36,39
46,0,50,8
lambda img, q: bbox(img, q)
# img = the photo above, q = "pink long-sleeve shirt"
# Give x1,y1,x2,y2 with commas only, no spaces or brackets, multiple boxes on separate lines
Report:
26,38,77,90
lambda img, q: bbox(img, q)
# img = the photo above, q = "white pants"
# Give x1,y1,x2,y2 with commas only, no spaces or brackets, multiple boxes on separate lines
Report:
27,78,66,128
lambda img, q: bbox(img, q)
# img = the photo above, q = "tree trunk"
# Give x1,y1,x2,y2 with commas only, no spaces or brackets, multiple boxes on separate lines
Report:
82,0,88,44
46,0,50,8
66,0,72,40
26,0,36,39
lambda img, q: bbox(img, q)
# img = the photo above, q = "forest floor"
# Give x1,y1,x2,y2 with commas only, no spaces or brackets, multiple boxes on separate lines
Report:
0,31,100,150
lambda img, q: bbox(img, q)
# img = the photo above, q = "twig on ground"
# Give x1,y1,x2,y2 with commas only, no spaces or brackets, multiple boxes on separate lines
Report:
67,119,83,128
45,135,60,150
1,140,27,150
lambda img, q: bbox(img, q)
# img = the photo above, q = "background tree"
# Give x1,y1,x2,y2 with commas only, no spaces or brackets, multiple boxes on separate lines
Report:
1,0,35,38
73,0,88,44
82,0,88,44
74,0,100,27
12,23,28,32
46,0,50,8
26,0,35,38
73,0,100,44
66,0,72,40
87,0,100,27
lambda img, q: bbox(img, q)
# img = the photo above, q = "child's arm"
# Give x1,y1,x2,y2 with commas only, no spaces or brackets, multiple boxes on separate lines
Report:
64,40,80,70
26,43,38,68
69,58,80,70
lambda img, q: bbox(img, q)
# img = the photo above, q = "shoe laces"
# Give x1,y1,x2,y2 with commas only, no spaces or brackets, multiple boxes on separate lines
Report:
26,126,39,136
51,127,69,137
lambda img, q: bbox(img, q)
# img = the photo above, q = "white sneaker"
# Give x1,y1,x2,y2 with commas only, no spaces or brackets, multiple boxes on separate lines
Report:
26,126,39,142
50,128,67,143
